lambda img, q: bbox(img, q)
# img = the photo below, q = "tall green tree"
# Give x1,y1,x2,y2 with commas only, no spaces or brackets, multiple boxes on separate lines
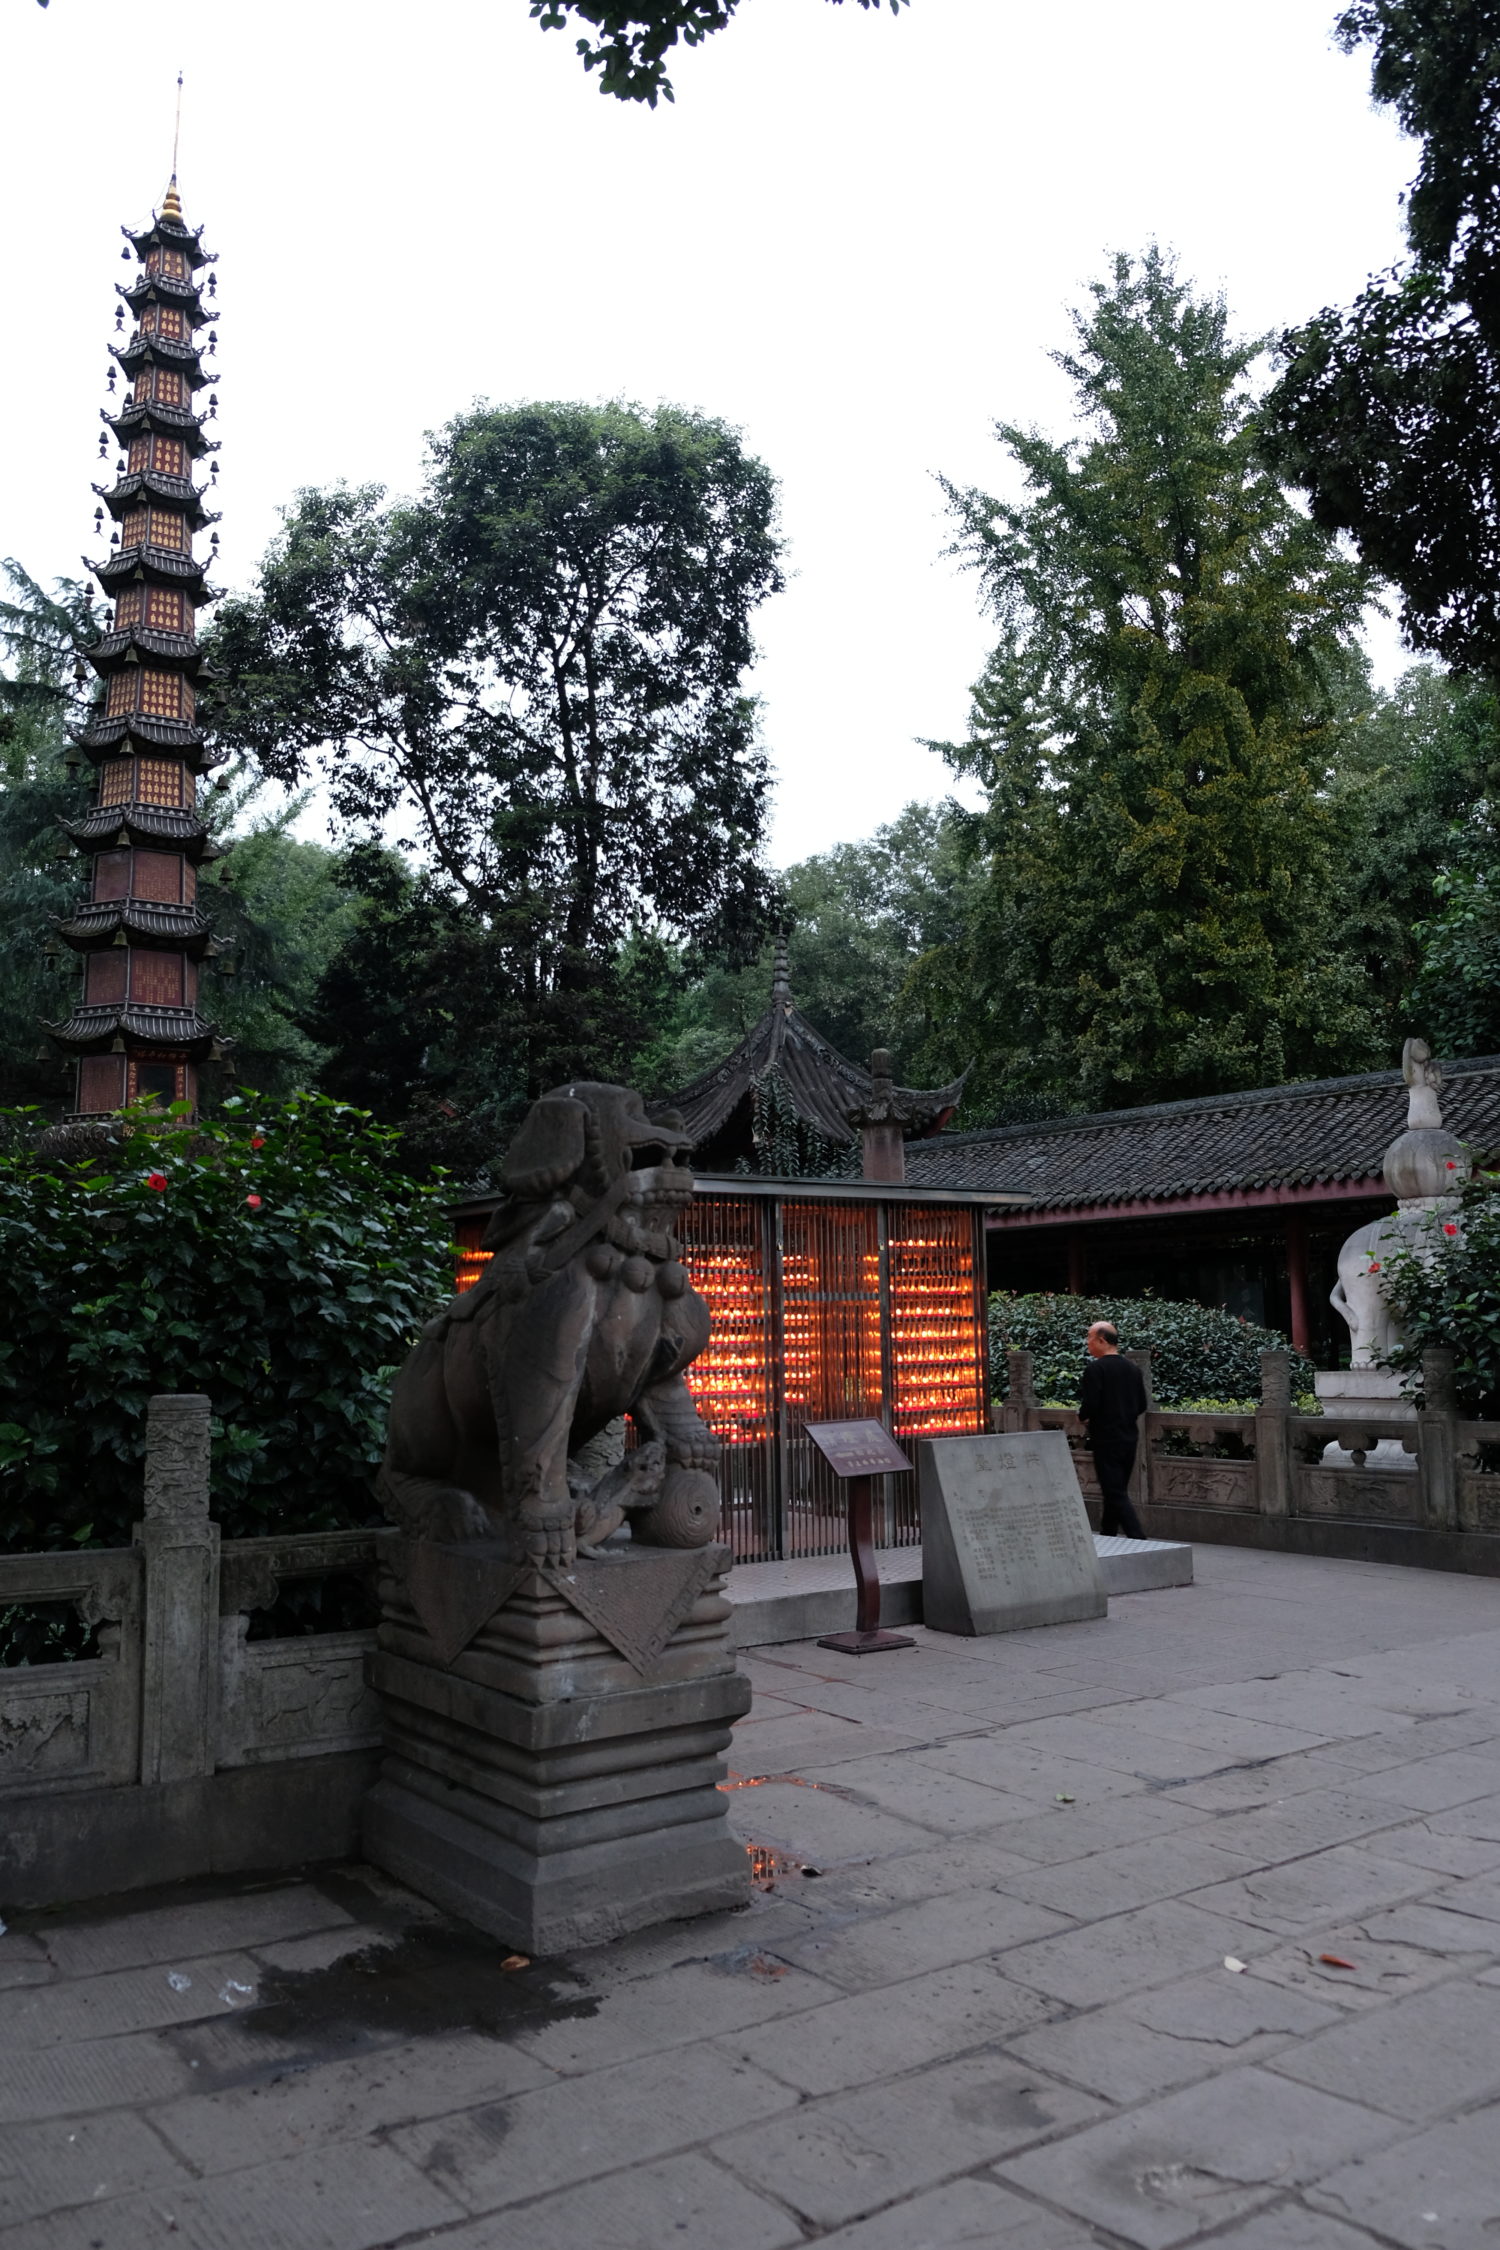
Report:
1332,663,1500,1039
200,780,362,1101
636,800,980,1096
1262,0,1500,675
925,249,1383,1120
210,402,784,1111
0,563,97,1113
529,0,905,104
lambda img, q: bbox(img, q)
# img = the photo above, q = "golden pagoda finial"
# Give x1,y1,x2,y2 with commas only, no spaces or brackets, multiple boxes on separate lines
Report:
161,71,184,220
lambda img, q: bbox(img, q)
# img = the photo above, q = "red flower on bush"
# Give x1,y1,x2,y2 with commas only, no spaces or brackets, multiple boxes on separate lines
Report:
1367,1260,1381,1273
245,1194,262,1210
1446,1159,1457,1170
146,1172,167,1193
251,1136,265,1150
1444,1222,1459,1236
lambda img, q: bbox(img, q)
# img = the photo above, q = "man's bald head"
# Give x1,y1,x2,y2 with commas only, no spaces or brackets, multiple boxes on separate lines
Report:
1087,1321,1120,1358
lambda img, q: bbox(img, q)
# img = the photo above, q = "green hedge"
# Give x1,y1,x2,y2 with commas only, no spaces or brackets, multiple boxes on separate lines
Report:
0,1093,452,1551
989,1290,1314,1409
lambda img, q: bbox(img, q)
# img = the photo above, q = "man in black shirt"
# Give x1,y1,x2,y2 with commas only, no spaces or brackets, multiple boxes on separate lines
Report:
1078,1322,1148,1540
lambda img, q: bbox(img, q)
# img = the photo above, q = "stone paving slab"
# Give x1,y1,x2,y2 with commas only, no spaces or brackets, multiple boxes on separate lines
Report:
811,2173,1098,2247
996,2065,1393,2249
1002,1965,1342,2103
1308,2100,1500,2246
415,2151,806,2250
709,2050,1105,2230
1269,1973,1500,2120
715,1956,1054,2096
38,1886,352,1980
0,2108,188,2231
0,2137,462,2250
390,2042,798,2213
4,1544,1500,2248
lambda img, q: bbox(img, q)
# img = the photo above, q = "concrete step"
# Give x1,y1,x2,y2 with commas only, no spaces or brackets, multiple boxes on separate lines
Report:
726,1534,1191,1648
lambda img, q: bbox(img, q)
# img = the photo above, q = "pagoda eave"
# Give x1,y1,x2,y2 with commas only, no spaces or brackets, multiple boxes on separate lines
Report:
117,274,210,316
88,628,208,673
56,903,214,955
91,544,208,588
105,402,213,452
74,713,207,755
112,344,210,393
96,471,217,523
60,807,220,861
122,217,213,266
47,1005,222,1060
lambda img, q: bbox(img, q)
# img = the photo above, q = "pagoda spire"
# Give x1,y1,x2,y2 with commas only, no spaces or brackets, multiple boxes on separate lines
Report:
45,170,229,1121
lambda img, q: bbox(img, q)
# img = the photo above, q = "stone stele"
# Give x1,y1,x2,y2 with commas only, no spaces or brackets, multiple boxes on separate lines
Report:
918,1431,1107,1635
362,1081,750,1952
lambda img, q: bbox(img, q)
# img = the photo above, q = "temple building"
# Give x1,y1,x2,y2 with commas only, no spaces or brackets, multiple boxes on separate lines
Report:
662,942,967,1178
452,956,1018,1563
47,173,227,1119
906,1053,1500,1362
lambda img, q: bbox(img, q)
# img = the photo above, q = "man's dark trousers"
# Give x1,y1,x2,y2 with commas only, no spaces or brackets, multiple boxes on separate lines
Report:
1092,1440,1146,1540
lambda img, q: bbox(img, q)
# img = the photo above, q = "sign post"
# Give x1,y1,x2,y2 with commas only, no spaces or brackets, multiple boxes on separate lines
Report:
805,1419,917,1656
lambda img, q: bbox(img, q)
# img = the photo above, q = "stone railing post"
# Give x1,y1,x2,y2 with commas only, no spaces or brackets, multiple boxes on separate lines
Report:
134,1394,219,1785
1418,1346,1458,1532
999,1348,1040,1433
1255,1350,1291,1519
1126,1347,1153,1518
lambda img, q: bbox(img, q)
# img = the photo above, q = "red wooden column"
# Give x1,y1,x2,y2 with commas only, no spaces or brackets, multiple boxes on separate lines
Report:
1285,1213,1310,1356
1066,1231,1087,1294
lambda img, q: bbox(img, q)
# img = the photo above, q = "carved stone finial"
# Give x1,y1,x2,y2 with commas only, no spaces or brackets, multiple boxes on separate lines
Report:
143,1393,212,1522
771,937,792,1006
1402,1036,1444,1129
1258,1349,1291,1411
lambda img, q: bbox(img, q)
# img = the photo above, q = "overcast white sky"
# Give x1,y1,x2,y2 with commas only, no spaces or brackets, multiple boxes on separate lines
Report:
3,0,1414,865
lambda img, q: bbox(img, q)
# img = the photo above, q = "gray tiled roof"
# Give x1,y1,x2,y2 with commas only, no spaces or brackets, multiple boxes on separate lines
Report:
663,951,966,1150
903,1055,1500,1210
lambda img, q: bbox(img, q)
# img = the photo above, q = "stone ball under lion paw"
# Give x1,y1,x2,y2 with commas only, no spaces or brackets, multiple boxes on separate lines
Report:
631,1465,721,1549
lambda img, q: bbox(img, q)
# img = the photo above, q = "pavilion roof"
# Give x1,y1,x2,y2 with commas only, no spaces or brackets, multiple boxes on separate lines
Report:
661,946,968,1154
904,1054,1500,1211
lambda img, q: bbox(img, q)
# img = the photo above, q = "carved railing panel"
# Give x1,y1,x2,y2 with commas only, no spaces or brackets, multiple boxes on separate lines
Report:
1296,1469,1424,1523
0,1549,142,1795
1149,1457,1255,1510
1456,1421,1500,1534
218,1621,380,1768
217,1528,380,1767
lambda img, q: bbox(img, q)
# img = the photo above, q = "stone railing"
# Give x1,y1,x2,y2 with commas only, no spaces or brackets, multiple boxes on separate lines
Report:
997,1347,1500,1577
0,1394,382,1907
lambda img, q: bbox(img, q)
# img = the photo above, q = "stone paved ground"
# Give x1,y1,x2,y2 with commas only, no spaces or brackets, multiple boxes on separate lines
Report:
6,1545,1500,2249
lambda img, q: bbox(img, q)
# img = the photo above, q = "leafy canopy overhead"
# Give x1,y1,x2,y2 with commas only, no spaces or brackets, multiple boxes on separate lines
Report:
923,248,1381,1120
1261,0,1500,674
529,0,906,104
209,401,784,1102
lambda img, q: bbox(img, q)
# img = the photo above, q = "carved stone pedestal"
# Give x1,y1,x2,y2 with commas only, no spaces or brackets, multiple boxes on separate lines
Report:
1314,1368,1417,1471
363,1536,750,1953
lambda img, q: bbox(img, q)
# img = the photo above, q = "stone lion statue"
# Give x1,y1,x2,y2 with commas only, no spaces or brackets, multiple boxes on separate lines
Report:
378,1082,721,1567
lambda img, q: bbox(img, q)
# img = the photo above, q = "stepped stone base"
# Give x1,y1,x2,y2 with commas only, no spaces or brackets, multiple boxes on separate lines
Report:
725,1534,1191,1647
363,1536,751,1954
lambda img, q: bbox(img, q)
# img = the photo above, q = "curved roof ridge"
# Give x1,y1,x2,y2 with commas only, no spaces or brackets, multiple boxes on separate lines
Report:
660,962,968,1150
920,1054,1500,1153
904,1053,1500,1209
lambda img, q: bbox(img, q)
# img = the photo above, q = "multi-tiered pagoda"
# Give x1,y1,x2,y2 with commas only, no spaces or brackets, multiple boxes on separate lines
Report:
48,174,227,1119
